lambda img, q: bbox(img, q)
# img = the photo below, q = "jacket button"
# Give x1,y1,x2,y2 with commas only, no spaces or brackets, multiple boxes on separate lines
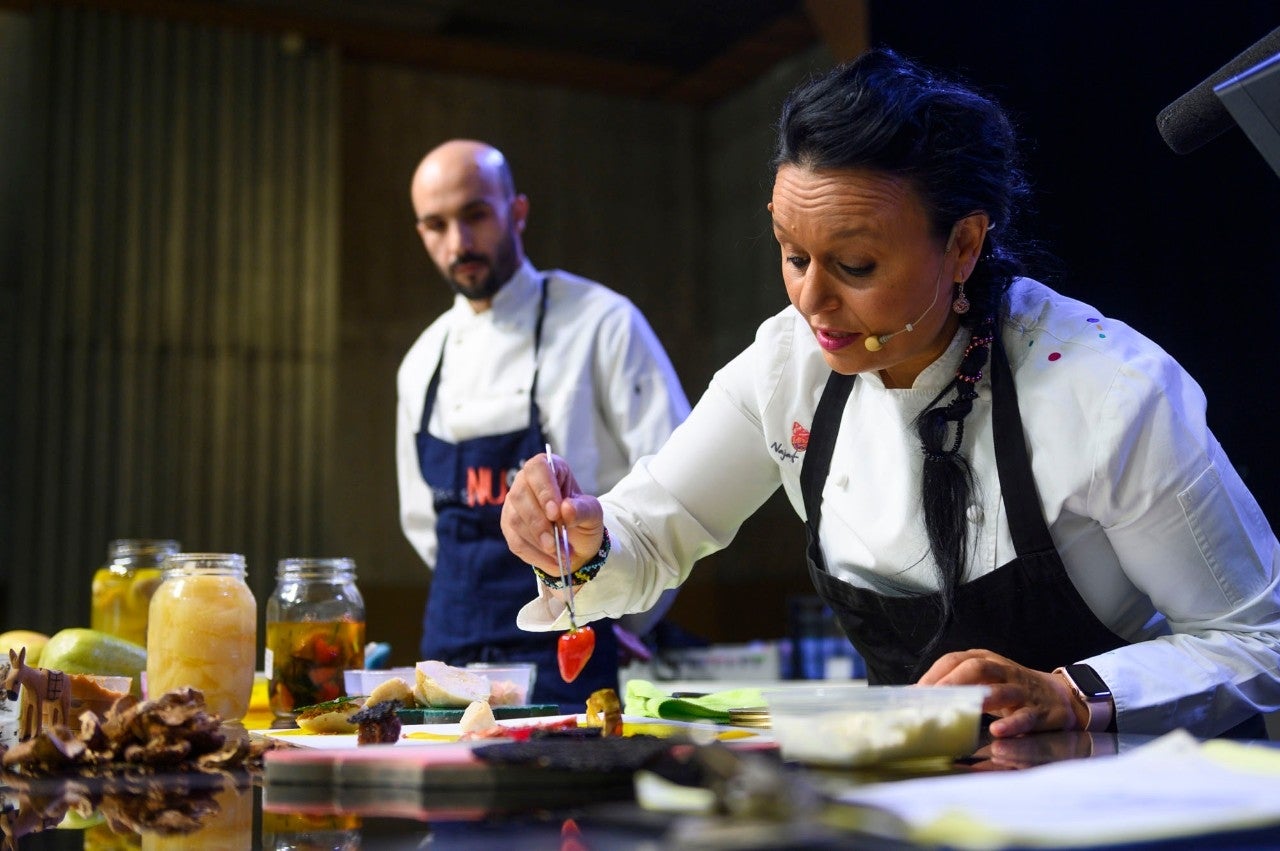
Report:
966,504,984,524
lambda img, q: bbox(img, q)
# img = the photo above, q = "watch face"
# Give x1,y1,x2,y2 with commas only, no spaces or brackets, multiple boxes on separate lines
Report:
1066,664,1111,700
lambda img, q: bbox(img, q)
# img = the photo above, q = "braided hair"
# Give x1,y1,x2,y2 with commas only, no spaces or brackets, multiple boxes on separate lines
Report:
773,49,1033,645
913,315,996,648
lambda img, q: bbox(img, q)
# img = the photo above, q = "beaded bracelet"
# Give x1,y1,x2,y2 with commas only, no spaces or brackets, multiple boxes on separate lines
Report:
531,527,611,590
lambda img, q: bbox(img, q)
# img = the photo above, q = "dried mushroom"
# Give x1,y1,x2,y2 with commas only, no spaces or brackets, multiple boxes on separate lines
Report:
2,687,272,776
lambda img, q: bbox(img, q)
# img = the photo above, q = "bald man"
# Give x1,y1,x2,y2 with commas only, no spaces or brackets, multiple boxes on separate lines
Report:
396,140,690,710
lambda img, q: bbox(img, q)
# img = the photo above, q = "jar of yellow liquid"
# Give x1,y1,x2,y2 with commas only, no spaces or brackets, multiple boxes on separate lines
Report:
146,553,256,721
265,557,365,717
91,539,181,646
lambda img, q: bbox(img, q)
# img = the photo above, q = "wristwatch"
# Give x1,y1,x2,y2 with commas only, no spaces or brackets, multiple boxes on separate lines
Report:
1054,663,1114,733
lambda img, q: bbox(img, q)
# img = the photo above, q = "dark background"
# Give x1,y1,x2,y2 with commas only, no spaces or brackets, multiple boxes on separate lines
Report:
870,2,1280,524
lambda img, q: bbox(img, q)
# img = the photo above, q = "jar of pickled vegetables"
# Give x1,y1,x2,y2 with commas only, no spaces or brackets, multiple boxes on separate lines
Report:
265,557,365,717
91,538,181,646
146,553,257,721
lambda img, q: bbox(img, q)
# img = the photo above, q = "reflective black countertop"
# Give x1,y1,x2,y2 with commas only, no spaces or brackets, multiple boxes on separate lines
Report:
6,730,1280,850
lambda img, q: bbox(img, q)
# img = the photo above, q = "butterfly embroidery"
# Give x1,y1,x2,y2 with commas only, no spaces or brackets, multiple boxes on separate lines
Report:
791,421,810,452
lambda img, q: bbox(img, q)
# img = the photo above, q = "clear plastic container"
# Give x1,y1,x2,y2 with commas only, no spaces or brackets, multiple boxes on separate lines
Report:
265,557,365,717
465,662,536,706
342,667,415,698
146,553,257,721
762,684,988,767
91,538,181,646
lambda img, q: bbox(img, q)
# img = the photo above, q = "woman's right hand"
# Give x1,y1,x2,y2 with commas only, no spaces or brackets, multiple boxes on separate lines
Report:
501,452,605,575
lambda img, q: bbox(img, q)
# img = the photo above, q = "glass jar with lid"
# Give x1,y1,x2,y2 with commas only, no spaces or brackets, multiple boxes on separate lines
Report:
265,557,366,717
91,538,181,646
146,553,257,721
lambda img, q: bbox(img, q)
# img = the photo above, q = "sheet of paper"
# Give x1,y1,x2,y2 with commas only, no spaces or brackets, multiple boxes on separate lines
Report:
834,730,1280,848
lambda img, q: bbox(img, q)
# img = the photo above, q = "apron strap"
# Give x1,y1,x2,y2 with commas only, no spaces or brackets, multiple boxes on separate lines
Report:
989,331,1056,555
528,276,550,425
800,370,856,529
420,277,551,435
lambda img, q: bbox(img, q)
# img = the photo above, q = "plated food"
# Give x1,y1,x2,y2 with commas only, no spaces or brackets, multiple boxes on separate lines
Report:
281,662,775,753
345,662,535,707
259,713,770,751
293,660,539,741
295,697,368,735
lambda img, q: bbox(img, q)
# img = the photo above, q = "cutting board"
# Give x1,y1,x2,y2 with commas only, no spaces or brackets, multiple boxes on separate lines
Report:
395,704,560,724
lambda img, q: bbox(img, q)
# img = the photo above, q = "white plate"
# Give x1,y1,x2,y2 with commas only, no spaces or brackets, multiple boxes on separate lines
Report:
251,713,772,750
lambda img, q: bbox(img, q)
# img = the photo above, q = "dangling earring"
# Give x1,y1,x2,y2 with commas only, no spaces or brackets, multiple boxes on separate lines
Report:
952,280,971,315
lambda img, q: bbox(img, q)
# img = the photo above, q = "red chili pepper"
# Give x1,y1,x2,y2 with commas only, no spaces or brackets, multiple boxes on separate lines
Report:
310,634,341,665
557,625,595,683
561,818,588,851
314,680,341,703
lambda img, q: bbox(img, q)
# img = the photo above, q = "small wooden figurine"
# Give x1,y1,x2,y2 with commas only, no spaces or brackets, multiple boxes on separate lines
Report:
1,784,65,851
3,648,71,741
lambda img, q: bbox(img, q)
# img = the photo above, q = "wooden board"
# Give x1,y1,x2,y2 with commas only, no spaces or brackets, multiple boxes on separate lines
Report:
395,704,560,724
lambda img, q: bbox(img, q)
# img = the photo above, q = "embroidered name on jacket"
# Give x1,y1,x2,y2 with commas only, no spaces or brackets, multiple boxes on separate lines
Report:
771,420,811,464
465,465,520,506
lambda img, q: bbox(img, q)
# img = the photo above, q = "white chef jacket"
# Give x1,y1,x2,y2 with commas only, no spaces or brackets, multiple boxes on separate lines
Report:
519,277,1280,735
397,260,691,632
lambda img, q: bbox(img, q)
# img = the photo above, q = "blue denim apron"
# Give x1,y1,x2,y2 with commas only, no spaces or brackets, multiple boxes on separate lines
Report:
799,332,1265,737
415,278,618,711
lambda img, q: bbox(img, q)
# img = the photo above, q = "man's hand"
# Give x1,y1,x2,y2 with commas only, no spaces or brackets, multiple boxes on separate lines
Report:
917,648,1084,737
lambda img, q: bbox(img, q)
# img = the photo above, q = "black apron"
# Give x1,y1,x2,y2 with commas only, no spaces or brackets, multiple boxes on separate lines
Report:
799,333,1266,737
416,278,618,711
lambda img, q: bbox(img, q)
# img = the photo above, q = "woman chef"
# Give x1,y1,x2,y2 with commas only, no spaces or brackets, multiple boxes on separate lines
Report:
501,49,1280,738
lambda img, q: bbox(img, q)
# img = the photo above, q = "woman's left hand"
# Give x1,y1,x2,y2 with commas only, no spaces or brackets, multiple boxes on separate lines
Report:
917,649,1084,737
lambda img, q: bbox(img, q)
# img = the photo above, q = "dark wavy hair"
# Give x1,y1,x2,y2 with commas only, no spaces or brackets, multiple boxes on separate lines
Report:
773,49,1034,657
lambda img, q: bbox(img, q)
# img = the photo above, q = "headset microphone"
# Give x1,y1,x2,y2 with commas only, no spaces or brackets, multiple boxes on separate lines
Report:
864,230,957,353
864,292,937,351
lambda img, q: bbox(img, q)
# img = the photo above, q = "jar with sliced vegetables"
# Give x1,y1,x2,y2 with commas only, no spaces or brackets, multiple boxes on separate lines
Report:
265,557,365,717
